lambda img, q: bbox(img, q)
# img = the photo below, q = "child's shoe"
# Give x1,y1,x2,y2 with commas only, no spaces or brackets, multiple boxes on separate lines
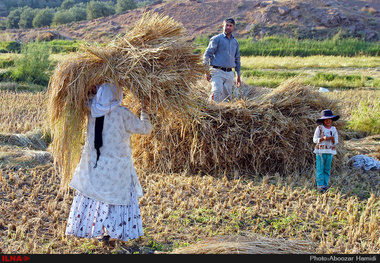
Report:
317,186,328,193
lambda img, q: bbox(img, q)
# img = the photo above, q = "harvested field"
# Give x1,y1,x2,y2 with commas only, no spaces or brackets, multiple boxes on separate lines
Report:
1,87,380,254
1,156,380,254
0,90,46,134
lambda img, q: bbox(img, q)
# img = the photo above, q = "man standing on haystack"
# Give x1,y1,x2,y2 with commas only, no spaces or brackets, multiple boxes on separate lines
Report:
203,18,241,103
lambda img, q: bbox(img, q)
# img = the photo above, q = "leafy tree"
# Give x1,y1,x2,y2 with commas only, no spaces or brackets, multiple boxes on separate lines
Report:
0,2,8,17
116,0,136,14
0,20,6,30
28,0,44,9
61,0,75,10
86,1,115,20
53,9,75,26
70,4,87,22
1,0,44,10
32,8,54,28
6,7,24,29
19,7,37,29
2,1,130,28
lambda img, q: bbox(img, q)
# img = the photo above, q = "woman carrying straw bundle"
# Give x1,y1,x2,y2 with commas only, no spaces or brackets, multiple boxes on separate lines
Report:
47,13,203,241
65,83,152,242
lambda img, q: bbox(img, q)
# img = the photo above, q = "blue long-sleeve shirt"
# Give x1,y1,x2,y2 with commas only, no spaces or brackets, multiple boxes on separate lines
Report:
203,33,241,76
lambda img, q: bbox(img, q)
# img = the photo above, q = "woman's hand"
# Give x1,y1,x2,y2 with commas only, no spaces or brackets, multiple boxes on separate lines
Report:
206,73,211,82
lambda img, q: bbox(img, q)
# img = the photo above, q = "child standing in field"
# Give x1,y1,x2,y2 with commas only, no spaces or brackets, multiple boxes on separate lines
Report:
313,109,340,193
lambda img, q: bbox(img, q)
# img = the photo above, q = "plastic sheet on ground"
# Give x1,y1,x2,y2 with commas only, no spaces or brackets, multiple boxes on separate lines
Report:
348,155,380,171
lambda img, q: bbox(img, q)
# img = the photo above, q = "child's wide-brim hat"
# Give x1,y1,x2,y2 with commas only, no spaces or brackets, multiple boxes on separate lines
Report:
316,109,340,124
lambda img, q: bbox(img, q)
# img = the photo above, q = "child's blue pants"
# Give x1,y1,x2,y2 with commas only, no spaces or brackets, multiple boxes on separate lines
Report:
316,153,333,187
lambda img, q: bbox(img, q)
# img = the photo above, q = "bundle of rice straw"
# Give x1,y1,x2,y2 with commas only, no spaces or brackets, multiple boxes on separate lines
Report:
171,234,315,254
47,13,204,186
0,130,47,151
131,77,345,176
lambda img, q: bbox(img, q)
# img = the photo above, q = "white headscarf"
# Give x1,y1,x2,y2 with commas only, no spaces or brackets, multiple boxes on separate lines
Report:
91,83,123,118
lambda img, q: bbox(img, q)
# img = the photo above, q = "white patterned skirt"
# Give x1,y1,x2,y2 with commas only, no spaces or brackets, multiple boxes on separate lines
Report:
65,185,143,241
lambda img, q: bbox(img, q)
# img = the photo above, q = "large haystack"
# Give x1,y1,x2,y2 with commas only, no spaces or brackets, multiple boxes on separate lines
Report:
130,78,345,176
47,13,204,185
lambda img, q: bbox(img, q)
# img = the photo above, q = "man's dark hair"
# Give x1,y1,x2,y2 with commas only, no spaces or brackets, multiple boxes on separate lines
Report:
224,18,235,25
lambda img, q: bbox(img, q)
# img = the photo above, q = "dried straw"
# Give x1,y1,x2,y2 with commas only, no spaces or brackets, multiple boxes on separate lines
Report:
131,77,345,176
171,234,315,254
0,130,47,151
47,13,204,186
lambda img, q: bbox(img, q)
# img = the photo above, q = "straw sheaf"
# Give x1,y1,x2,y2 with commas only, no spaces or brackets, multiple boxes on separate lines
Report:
47,13,204,185
131,78,345,176
171,234,314,254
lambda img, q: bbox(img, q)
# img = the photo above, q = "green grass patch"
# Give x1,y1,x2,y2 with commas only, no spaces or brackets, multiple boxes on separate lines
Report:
10,42,51,86
241,68,379,89
242,69,298,78
0,40,81,55
308,72,374,89
241,56,380,70
239,36,380,57
46,39,81,54
242,69,300,88
0,57,14,68
0,41,21,53
347,101,380,135
0,82,46,92
195,35,380,57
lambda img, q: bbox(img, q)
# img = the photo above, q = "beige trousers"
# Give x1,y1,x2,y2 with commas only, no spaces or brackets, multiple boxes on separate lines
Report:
209,68,235,102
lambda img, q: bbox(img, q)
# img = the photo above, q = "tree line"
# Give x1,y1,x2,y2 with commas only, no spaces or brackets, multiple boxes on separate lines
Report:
0,0,153,30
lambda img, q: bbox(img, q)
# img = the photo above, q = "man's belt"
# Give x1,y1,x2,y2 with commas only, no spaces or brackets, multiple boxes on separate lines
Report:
212,66,232,72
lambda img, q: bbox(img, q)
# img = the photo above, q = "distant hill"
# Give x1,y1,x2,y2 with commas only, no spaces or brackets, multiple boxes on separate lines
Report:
0,0,379,43
0,0,152,17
